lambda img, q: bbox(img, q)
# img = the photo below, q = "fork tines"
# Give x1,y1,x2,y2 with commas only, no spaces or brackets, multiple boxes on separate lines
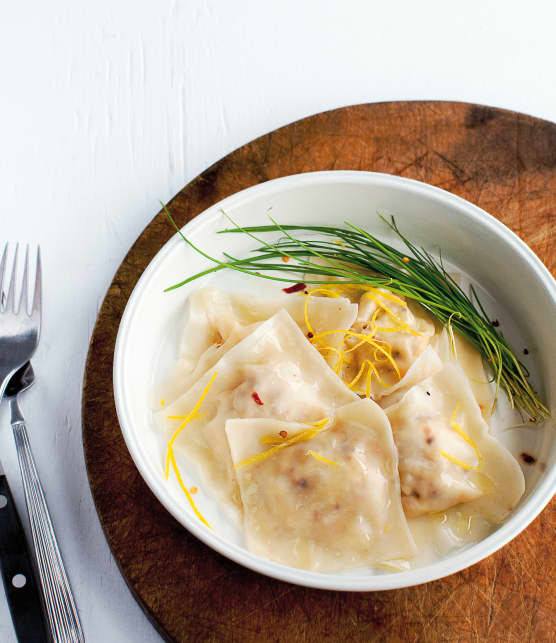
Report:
0,244,41,316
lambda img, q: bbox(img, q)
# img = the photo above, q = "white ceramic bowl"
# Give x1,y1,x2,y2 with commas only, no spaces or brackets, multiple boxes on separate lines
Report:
113,171,556,590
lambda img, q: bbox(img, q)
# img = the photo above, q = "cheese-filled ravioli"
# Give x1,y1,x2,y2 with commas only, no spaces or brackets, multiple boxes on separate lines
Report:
156,310,358,513
153,287,358,405
225,399,416,572
386,362,524,518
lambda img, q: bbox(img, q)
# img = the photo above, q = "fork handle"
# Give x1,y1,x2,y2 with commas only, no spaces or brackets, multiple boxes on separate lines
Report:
11,409,84,643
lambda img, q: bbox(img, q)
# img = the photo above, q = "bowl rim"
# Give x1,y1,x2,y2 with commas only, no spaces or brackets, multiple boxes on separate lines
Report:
113,170,556,591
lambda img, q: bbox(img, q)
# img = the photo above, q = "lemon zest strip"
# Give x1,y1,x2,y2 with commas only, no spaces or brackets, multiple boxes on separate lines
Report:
165,371,218,478
311,330,401,380
342,338,368,356
450,404,483,466
347,359,371,390
306,450,339,466
259,434,287,445
367,287,407,307
439,451,475,470
236,418,331,469
374,326,406,333
362,292,419,336
167,448,211,529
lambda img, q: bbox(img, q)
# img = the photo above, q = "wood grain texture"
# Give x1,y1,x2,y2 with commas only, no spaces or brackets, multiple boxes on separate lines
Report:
82,102,555,642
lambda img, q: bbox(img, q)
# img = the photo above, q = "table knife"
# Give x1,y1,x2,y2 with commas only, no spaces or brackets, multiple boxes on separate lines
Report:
0,456,49,642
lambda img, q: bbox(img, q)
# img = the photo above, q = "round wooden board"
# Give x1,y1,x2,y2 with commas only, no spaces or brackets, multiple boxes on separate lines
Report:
82,102,555,642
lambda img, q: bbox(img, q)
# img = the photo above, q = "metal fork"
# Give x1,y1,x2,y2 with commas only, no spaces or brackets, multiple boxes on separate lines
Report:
0,244,41,398
0,244,84,642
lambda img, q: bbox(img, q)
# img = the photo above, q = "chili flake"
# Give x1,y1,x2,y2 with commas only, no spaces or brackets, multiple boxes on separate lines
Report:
251,392,264,406
282,256,290,263
279,430,288,439
283,282,307,294
402,257,410,263
190,486,198,494
520,452,536,464
307,332,314,339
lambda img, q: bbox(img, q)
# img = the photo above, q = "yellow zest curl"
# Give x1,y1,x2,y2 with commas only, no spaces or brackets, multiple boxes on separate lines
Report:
440,404,483,471
163,372,218,529
167,449,211,529
311,330,401,381
367,287,407,307
237,418,331,469
439,451,475,471
165,372,218,478
362,291,419,336
306,450,339,466
450,404,483,466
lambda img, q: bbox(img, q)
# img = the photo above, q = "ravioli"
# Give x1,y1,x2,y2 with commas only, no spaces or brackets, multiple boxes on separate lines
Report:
377,345,442,408
156,309,358,513
225,399,416,571
431,328,493,421
153,287,358,405
386,362,524,518
327,287,436,400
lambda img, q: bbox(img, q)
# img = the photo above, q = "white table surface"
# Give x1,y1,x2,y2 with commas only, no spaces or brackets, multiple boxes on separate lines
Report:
1,1,555,640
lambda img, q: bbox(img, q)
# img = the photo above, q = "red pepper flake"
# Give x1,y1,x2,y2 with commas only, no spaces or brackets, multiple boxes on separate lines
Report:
190,486,198,494
529,417,536,423
523,348,529,355
279,430,288,439
282,256,290,263
520,452,536,464
307,332,314,339
283,282,307,294
491,319,500,327
251,392,264,406
402,257,410,264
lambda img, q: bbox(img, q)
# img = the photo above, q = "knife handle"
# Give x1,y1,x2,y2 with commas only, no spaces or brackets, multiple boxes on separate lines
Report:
0,474,50,642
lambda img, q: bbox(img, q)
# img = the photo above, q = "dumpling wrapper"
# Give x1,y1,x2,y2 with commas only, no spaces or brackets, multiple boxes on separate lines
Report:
386,362,524,519
153,287,358,405
225,399,416,572
431,328,493,421
156,309,358,514
377,345,442,408
337,288,436,400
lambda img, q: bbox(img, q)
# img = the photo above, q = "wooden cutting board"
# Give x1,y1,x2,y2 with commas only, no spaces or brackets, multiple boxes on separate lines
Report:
82,101,555,642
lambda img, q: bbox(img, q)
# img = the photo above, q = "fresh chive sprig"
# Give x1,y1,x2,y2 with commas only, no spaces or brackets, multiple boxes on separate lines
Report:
162,204,548,421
